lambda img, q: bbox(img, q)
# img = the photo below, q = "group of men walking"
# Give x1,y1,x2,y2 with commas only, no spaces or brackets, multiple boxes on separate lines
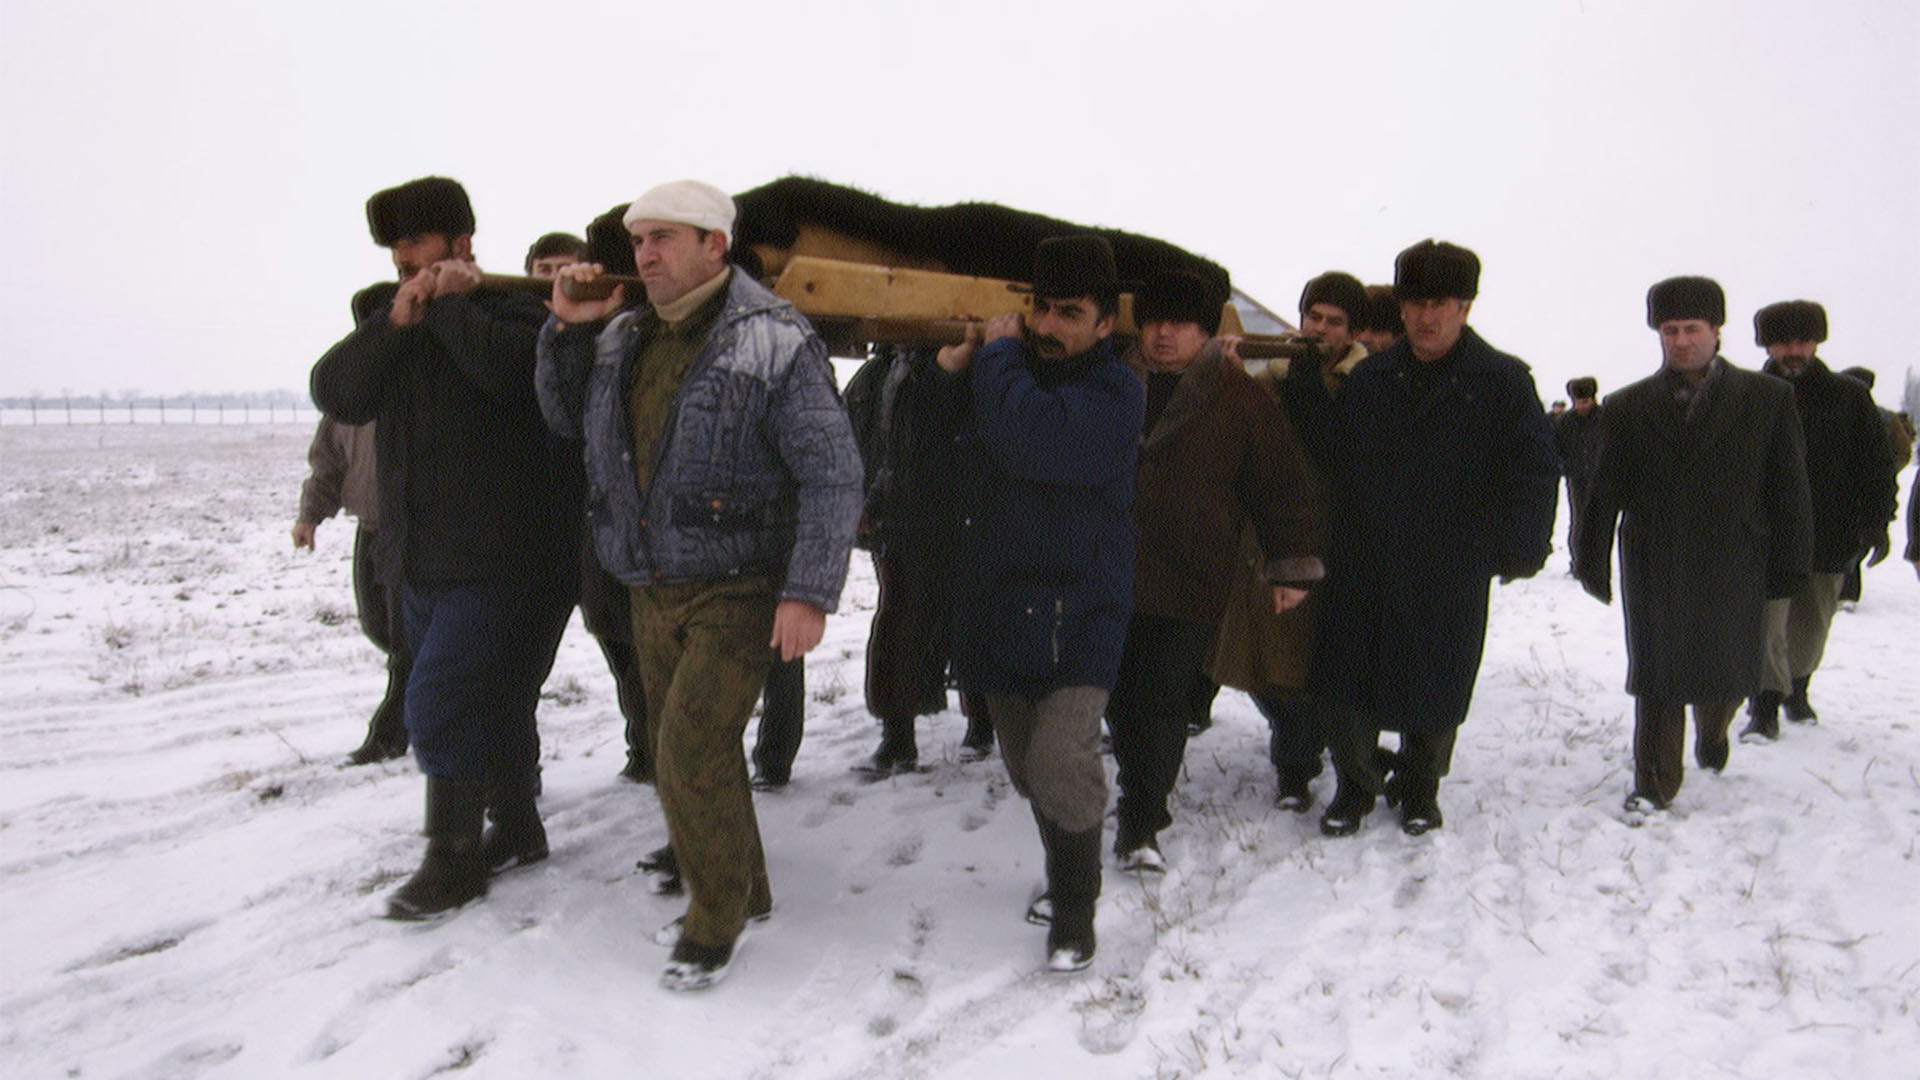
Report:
304,173,1912,991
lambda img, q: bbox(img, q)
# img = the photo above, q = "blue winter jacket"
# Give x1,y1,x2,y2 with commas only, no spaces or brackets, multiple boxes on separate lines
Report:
950,336,1144,697
534,270,862,613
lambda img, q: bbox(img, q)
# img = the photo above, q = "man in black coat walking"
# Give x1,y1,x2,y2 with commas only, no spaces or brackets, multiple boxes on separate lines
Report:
1554,377,1604,571
1742,301,1896,738
1313,240,1560,837
311,177,584,919
1577,277,1813,818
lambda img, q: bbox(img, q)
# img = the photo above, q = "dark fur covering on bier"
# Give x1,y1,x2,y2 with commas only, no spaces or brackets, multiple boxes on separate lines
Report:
366,177,474,247
729,176,1229,296
1754,299,1828,345
1646,275,1726,329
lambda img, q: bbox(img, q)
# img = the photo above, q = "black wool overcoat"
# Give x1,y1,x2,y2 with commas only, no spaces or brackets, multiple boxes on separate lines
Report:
1575,360,1813,702
1313,328,1560,734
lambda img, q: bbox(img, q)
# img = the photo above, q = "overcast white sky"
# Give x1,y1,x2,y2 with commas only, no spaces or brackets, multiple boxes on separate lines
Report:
1,0,1915,405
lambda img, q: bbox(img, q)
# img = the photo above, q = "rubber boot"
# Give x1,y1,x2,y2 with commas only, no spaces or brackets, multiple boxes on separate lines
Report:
1041,818,1100,972
1783,676,1818,725
851,715,918,779
386,777,488,920
345,659,410,766
1740,691,1782,743
481,772,548,875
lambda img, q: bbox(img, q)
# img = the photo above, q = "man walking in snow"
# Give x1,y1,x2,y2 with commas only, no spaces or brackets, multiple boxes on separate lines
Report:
538,180,861,991
311,176,584,920
1311,240,1560,837
1106,268,1322,871
1740,301,1895,739
944,235,1144,973
1576,276,1812,817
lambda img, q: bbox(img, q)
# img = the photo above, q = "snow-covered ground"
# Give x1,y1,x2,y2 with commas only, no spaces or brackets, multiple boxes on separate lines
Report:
2,423,1916,1080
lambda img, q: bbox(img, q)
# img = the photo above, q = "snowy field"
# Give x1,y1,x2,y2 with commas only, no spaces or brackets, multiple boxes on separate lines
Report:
2,423,1917,1080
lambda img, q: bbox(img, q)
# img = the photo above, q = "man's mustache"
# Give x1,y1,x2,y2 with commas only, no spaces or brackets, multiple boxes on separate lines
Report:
1026,330,1066,355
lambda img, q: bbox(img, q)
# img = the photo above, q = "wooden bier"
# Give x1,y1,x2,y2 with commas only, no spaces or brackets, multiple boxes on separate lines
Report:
476,257,1306,358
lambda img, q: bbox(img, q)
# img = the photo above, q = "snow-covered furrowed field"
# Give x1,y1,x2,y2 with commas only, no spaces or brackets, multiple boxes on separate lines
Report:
2,423,1916,1080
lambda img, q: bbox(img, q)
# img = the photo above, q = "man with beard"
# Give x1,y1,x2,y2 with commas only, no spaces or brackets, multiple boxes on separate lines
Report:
1576,277,1812,818
1554,377,1604,572
1740,302,1895,739
539,180,861,991
1106,269,1321,871
1314,240,1559,837
311,176,584,919
943,236,1143,972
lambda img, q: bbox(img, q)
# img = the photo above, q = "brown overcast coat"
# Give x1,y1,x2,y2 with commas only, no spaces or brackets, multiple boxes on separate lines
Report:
1126,341,1323,630
1209,359,1345,695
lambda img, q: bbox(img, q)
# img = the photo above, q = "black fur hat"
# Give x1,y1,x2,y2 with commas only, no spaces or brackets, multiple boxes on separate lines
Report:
1393,240,1480,302
1567,376,1598,400
1136,269,1223,335
1363,284,1403,336
523,232,587,274
1753,300,1828,346
1646,276,1725,328
366,177,474,247
1841,365,1875,389
1298,271,1368,325
1017,235,1122,304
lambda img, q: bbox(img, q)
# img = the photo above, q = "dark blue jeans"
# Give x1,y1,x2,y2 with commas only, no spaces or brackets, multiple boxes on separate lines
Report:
402,579,572,784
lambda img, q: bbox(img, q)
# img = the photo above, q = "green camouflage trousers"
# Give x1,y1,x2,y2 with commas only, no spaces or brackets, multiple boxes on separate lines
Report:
631,576,778,947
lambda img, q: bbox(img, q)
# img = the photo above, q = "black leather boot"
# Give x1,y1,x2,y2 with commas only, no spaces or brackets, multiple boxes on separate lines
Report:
1740,691,1783,743
1783,676,1818,724
1398,770,1443,836
959,705,996,763
851,716,918,779
1319,777,1376,838
386,777,487,920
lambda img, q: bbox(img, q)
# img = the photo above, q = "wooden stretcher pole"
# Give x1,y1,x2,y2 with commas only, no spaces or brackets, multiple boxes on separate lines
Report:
481,259,1303,355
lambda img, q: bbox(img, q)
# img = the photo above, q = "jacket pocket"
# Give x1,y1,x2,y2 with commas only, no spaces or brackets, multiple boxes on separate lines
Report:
995,583,1066,686
672,492,772,531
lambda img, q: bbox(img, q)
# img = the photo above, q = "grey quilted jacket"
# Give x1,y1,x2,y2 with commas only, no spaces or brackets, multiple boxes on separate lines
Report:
535,270,862,612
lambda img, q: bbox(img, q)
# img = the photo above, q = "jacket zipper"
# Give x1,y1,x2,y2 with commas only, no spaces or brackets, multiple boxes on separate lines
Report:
1051,597,1063,665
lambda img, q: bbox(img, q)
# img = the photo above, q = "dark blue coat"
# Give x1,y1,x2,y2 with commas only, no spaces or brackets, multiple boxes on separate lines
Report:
1314,327,1560,733
950,337,1144,697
